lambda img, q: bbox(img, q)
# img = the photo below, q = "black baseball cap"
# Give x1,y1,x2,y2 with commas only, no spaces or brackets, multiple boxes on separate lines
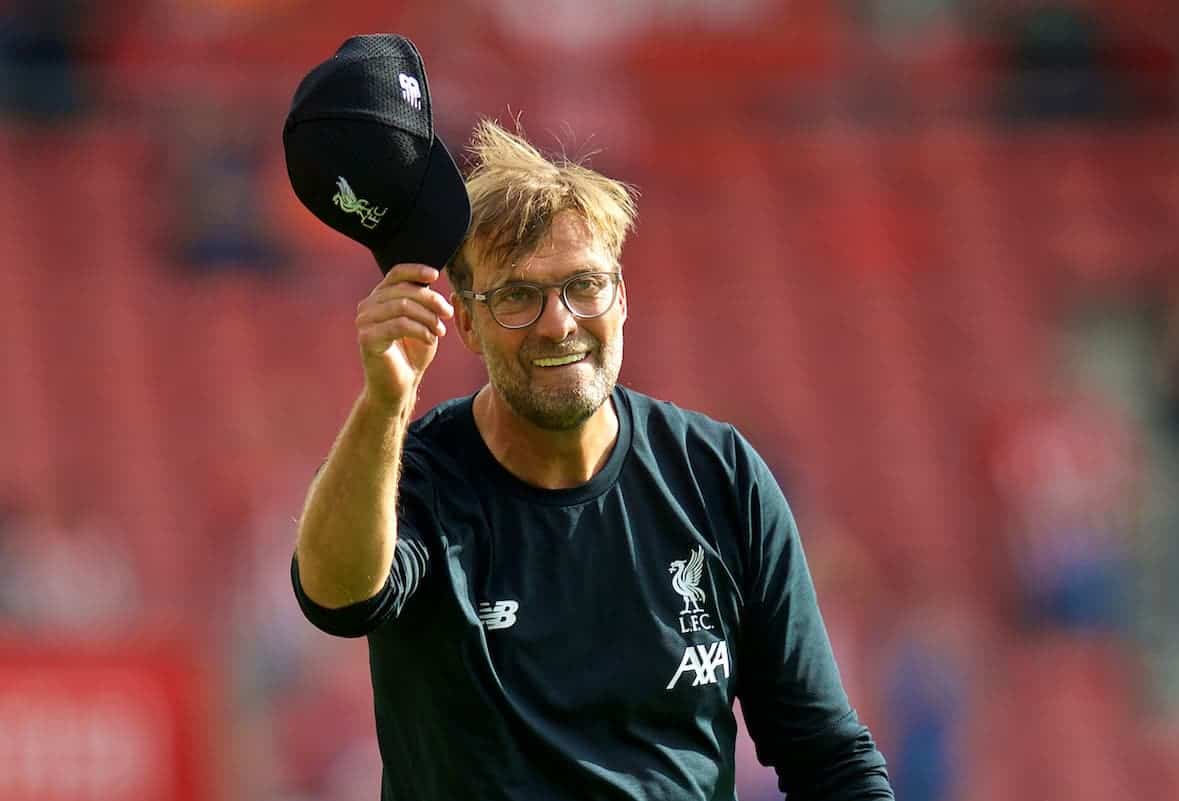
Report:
282,34,471,273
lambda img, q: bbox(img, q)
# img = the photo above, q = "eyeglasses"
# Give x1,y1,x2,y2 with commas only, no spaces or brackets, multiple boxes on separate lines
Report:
458,271,621,329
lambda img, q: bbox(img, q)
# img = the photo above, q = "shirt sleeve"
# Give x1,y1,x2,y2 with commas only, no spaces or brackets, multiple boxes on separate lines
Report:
733,431,894,800
290,449,434,639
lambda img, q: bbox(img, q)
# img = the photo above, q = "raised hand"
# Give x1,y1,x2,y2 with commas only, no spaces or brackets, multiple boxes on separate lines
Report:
355,263,455,408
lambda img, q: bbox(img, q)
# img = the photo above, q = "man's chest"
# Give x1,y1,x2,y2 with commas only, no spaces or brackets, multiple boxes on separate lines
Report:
433,493,746,715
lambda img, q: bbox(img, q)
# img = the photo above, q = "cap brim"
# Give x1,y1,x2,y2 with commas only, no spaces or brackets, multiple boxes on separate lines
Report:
371,136,471,273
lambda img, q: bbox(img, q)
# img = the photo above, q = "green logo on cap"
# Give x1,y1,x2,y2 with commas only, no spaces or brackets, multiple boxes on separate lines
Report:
333,176,388,230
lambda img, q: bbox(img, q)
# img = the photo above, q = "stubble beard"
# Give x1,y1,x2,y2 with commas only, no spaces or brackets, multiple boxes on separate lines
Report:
483,332,623,431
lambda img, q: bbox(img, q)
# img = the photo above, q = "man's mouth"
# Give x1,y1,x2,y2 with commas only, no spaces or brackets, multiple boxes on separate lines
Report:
532,353,588,368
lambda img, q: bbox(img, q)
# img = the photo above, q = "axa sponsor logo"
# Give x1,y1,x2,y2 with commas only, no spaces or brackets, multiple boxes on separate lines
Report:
477,600,519,631
666,640,730,690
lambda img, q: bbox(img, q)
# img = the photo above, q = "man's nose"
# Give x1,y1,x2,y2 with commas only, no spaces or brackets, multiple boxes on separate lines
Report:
533,287,578,341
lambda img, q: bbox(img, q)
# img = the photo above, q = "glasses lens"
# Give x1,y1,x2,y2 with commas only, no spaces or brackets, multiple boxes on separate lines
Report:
565,273,618,318
489,285,543,327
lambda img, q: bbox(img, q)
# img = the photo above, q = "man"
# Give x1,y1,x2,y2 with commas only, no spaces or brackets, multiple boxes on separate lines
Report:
292,119,894,800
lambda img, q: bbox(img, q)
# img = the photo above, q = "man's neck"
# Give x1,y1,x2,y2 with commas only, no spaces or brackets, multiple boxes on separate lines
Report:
472,386,619,490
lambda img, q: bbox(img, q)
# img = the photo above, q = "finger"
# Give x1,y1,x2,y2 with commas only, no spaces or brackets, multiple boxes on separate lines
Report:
358,297,448,336
370,285,454,319
377,263,439,289
358,317,440,353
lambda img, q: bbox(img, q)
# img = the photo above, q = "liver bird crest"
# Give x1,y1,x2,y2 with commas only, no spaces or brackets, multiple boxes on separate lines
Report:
669,546,706,614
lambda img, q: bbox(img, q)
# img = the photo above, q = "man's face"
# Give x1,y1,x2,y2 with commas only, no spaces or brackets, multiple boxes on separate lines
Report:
457,211,627,431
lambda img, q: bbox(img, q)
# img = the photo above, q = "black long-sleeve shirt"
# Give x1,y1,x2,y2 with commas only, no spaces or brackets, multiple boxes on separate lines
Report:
292,386,894,800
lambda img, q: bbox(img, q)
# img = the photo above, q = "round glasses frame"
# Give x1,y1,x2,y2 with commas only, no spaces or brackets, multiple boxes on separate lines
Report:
458,271,622,330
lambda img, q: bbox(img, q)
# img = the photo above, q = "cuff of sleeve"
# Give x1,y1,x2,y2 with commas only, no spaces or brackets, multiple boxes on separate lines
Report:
290,555,395,638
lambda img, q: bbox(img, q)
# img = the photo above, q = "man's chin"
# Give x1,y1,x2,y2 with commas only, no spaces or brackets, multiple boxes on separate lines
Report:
508,386,610,432
519,398,599,431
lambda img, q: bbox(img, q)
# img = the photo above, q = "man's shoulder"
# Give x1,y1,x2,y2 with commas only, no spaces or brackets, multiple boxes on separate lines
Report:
409,395,471,435
403,394,478,465
620,386,741,452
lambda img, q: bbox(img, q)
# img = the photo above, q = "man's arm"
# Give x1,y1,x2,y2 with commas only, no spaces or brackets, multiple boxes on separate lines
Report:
294,263,453,609
295,391,412,608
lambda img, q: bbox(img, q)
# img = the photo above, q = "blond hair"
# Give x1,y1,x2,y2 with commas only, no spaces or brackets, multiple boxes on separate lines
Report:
447,119,637,292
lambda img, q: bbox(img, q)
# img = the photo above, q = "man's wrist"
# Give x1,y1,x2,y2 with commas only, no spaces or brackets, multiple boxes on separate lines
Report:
358,385,418,422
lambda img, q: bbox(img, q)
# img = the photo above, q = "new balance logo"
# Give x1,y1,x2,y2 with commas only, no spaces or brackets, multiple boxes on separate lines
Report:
477,600,519,631
665,640,730,690
398,73,422,109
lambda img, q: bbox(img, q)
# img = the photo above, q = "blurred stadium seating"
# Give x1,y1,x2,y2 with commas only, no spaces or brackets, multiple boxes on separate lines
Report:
2,2,1178,800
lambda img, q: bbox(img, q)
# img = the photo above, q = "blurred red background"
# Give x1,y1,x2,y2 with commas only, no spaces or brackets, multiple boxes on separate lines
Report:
3,1,1179,799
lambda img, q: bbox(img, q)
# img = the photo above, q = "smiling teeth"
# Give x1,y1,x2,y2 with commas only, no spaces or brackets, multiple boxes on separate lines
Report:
534,353,585,367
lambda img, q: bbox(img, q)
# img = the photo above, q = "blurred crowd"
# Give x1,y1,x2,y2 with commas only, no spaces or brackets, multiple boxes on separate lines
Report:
2,2,1179,800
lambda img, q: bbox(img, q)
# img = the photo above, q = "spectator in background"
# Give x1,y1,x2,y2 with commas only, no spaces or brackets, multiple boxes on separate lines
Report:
0,498,140,632
229,500,378,801
163,95,289,277
0,0,91,123
994,0,1166,122
0,498,24,621
851,0,961,47
988,386,1139,636
880,595,972,801
997,1,1114,121
1157,283,1179,445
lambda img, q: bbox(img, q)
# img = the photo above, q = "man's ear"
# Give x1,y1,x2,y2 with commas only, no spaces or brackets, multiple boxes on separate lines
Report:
617,276,628,324
451,291,483,356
